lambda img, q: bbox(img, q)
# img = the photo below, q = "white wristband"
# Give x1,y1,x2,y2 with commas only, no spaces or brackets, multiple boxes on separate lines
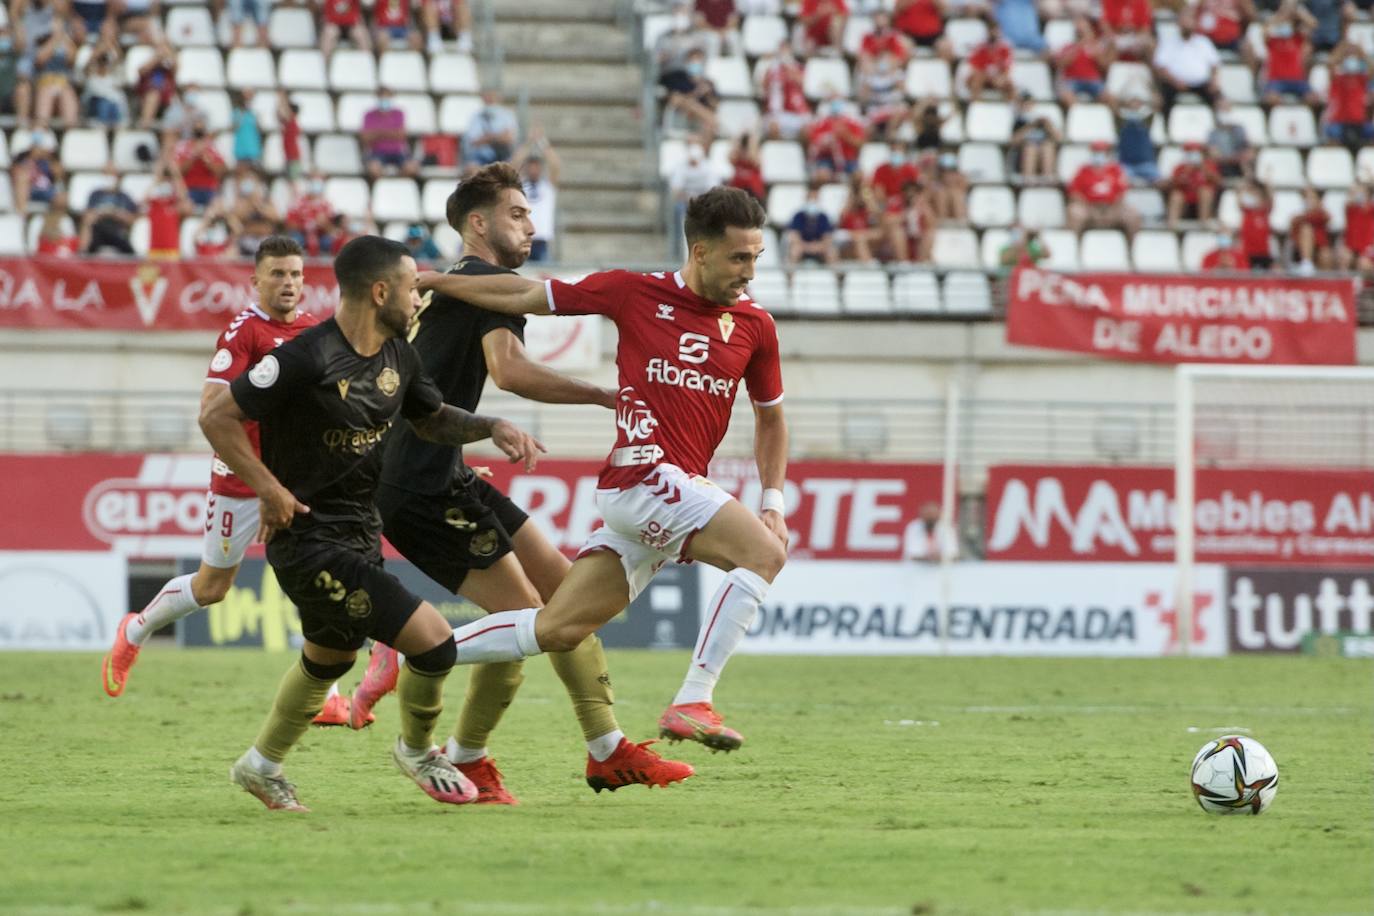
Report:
760,488,785,515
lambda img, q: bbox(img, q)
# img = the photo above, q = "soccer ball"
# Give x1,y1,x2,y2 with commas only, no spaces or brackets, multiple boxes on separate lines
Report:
1189,735,1279,815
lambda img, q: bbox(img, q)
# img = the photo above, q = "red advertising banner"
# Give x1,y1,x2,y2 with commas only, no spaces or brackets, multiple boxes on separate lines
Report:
1005,268,1357,365
985,464,1374,565
0,256,340,331
0,454,945,561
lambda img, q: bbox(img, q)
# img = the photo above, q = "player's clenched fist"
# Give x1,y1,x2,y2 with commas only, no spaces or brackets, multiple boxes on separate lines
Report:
491,420,546,472
256,483,310,542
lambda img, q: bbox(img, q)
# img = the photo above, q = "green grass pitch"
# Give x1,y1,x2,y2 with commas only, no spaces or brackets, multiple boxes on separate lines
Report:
2,650,1371,915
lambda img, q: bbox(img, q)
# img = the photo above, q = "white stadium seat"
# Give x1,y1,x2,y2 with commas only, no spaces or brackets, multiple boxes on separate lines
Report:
760,140,806,184
432,222,461,261
980,227,1010,269
226,47,276,90
66,172,106,210
394,93,437,133
1017,187,1066,230
841,269,892,314
313,134,362,175
371,177,422,223
905,59,951,100
423,179,454,222
706,56,753,98
1218,64,1256,104
1011,60,1054,101
123,45,154,88
756,227,780,268
120,172,153,202
968,186,1015,228
841,16,872,57
959,142,1006,184
1308,147,1354,191
438,94,483,135
1079,229,1130,270
1357,147,1374,182
817,182,847,222
965,101,1013,143
269,5,317,48
279,50,328,91
1268,190,1305,233
1131,230,1182,272
945,18,988,57
716,100,761,138
1269,105,1317,147
741,15,787,58
766,183,807,228
60,128,109,172
249,89,281,131
166,6,215,46
931,227,980,269
324,177,370,217
430,54,480,94
329,49,378,93
177,47,225,88
0,214,25,254
1125,188,1166,227
1255,147,1304,188
802,57,851,100
290,91,336,133
1181,230,1218,271
1056,143,1090,185
746,268,791,311
1322,190,1348,232
1230,104,1268,145
641,13,673,51
113,130,156,171
1167,104,1214,145
792,269,841,315
1043,19,1075,53
380,51,429,93
336,93,379,132
1065,103,1115,144
891,270,941,313
197,90,233,133
1038,228,1080,270
1105,62,1152,100
942,272,992,314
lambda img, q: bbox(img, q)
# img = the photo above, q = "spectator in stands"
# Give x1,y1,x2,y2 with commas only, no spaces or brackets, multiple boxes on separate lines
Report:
1260,3,1319,108
1207,99,1252,180
998,225,1050,270
113,0,160,46
786,187,839,265
903,501,957,562
893,0,954,62
725,130,765,202
1009,93,1059,184
135,39,177,129
30,15,78,129
1100,0,1154,62
321,0,372,58
329,211,380,254
513,125,561,262
1166,142,1221,228
668,139,724,256
1290,186,1334,274
229,0,271,49
1339,183,1374,271
806,94,867,183
363,87,420,178
285,171,338,256
174,124,227,209
144,159,193,260
1152,9,1219,116
404,222,443,266
80,162,138,255
232,89,263,167
694,0,742,57
662,47,720,139
278,92,303,180
1201,231,1250,271
80,37,125,127
1235,179,1274,271
374,0,422,51
0,25,31,126
902,97,949,152
858,52,908,136
859,11,914,74
194,215,238,259
35,190,76,256
965,20,1015,100
1305,0,1346,53
422,0,472,55
899,180,936,262
1067,140,1140,236
1110,94,1160,185
1323,40,1374,152
760,44,812,141
71,1,113,41
11,128,63,217
656,4,712,89
837,173,881,262
160,84,207,144
462,90,517,167
996,0,1045,53
1195,0,1254,59
212,163,283,258
927,149,968,222
797,0,848,57
872,142,921,208
1055,16,1112,108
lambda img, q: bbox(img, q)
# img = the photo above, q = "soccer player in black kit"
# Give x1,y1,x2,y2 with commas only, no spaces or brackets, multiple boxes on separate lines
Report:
357,163,692,800
200,235,543,812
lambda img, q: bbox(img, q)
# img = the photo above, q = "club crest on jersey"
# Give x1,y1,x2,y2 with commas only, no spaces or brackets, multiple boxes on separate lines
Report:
376,367,400,397
656,303,675,321
718,312,735,343
336,378,350,399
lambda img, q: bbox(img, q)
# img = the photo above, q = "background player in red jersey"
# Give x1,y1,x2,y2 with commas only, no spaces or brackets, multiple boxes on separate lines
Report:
417,187,789,752
102,237,350,721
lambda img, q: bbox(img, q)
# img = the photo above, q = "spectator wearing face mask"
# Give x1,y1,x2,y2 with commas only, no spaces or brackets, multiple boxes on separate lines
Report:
285,171,338,256
1067,140,1140,236
656,4,712,91
1151,9,1219,117
1009,93,1059,183
173,123,227,209
144,159,193,260
806,95,868,184
797,0,848,57
927,148,968,222
872,142,921,209
1323,42,1374,153
965,20,1015,100
1338,183,1374,271
1290,186,1334,275
1110,93,1161,185
1206,98,1252,180
1166,142,1221,228
786,187,838,265
759,42,812,141
1261,6,1319,108
366,87,421,177
1201,231,1249,271
1235,179,1274,271
662,48,719,139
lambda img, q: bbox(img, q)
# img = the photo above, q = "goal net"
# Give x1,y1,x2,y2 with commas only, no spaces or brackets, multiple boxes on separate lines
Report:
1174,364,1374,653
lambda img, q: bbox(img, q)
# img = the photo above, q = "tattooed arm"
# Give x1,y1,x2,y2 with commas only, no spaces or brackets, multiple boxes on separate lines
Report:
409,405,547,471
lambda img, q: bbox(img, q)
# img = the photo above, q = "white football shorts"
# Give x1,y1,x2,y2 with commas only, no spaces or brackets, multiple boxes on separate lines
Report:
579,463,733,601
201,492,258,569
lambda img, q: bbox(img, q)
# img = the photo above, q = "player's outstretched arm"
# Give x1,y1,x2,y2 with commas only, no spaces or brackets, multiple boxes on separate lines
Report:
198,385,310,539
482,328,616,408
416,270,553,316
409,404,548,471
753,402,790,549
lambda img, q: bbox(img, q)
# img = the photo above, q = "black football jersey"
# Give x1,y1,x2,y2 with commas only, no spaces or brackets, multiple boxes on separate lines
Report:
379,256,526,496
231,318,443,549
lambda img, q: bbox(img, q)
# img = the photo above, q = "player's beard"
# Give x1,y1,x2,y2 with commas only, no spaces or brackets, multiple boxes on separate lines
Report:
490,232,530,270
379,290,413,338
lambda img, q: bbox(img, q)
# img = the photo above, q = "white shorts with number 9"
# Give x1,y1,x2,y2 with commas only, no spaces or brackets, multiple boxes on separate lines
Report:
202,492,259,569
578,463,733,601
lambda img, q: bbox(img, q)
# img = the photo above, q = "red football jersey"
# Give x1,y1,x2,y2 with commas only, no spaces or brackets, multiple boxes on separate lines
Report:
205,305,321,497
1345,201,1374,253
373,0,411,28
545,270,784,490
1069,163,1128,204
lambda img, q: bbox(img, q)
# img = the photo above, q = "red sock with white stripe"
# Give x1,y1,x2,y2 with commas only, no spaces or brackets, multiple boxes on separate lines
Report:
126,573,202,645
452,607,543,664
673,568,769,706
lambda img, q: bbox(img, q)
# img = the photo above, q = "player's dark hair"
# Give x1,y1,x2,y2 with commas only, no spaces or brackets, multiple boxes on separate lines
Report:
253,234,304,264
446,162,524,234
333,235,410,300
683,186,766,246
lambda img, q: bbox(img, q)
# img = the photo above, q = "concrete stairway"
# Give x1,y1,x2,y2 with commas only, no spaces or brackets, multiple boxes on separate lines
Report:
486,0,669,265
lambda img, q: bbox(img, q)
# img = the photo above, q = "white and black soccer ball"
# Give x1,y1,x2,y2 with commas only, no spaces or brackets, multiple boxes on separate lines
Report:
1190,735,1279,815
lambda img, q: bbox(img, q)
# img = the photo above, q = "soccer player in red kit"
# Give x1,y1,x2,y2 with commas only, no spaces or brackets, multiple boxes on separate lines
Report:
415,187,788,751
101,237,352,721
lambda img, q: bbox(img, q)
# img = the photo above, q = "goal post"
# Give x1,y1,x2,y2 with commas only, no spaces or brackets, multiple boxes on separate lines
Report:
1174,364,1374,654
